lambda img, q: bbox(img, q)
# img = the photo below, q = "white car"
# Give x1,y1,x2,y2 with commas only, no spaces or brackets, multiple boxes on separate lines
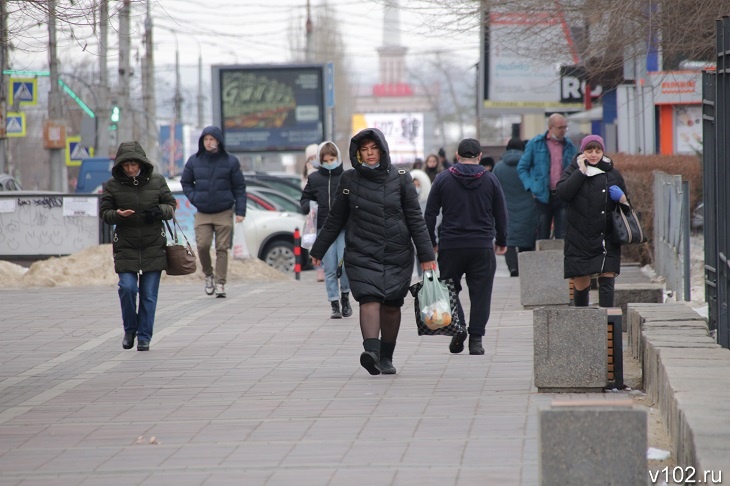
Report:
242,207,306,273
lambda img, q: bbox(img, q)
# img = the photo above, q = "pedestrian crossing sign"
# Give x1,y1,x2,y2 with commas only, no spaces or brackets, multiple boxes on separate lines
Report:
6,112,26,138
66,136,95,167
9,78,38,106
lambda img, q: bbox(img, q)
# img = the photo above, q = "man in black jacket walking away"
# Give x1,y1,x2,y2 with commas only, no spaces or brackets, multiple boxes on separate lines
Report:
181,126,247,298
425,138,508,355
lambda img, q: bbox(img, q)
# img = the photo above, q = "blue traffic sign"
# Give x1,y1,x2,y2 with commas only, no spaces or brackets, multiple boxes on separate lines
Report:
6,112,26,137
9,78,38,106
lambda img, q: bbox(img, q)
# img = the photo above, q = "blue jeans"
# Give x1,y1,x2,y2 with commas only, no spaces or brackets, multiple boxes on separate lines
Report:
536,193,567,240
118,271,162,343
322,230,349,301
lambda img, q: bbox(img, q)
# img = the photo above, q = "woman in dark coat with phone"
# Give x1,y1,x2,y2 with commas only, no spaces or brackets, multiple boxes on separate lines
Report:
100,141,176,351
556,135,629,308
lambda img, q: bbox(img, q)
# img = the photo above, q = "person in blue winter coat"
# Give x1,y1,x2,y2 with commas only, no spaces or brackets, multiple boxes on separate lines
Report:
493,138,536,277
425,138,508,356
180,126,247,298
300,141,352,319
517,114,577,240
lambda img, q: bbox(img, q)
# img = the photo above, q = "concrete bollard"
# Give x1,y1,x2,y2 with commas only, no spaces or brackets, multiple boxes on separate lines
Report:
533,307,607,392
535,239,565,251
613,283,664,330
539,399,648,486
519,250,570,307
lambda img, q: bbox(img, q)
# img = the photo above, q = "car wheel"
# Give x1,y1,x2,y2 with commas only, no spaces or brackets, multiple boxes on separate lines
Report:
262,240,295,273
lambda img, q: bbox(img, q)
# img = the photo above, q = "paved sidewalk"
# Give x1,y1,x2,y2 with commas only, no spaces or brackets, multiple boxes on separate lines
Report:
0,259,638,485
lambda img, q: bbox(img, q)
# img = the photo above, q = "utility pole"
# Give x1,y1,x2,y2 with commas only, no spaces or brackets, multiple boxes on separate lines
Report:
48,0,67,192
117,0,132,143
0,0,8,173
305,0,313,62
197,50,204,129
142,0,158,160
97,0,111,157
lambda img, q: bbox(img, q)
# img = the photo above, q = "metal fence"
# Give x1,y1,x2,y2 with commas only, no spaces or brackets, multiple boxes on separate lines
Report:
701,16,730,347
652,172,691,302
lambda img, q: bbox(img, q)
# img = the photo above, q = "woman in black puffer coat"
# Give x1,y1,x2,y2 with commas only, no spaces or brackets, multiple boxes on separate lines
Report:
556,135,629,308
100,141,176,351
310,128,436,376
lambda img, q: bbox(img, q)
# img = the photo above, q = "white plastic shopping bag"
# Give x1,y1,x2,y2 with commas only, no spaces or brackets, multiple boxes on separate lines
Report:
301,202,318,250
233,221,250,259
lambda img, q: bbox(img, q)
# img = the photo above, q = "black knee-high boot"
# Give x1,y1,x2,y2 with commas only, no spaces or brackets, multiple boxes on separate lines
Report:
573,286,590,307
598,277,616,307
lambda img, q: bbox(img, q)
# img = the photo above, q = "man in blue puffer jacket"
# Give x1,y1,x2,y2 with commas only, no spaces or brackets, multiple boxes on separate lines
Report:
181,126,247,298
517,114,577,240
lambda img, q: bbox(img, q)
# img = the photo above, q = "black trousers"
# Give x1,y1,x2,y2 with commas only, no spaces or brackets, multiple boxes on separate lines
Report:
437,248,497,337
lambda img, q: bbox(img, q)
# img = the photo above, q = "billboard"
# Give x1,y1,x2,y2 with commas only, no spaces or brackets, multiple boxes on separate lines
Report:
351,113,424,166
212,65,325,153
485,11,581,112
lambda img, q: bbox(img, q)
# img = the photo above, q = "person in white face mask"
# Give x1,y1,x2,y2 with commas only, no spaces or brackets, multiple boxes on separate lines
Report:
300,141,352,319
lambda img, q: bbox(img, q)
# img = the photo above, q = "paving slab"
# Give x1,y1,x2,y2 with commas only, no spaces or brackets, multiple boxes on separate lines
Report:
0,261,646,485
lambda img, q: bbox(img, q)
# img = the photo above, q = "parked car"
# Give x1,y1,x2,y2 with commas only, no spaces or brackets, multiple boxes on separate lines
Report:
162,187,307,274
244,172,303,200
247,186,303,214
0,173,22,191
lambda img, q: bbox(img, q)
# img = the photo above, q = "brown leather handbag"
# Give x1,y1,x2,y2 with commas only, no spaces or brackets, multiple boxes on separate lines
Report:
164,216,197,276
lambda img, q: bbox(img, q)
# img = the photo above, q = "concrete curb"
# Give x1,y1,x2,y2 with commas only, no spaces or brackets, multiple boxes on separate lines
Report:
628,302,730,475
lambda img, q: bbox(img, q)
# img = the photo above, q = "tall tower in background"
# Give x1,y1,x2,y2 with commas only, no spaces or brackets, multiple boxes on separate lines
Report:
375,0,411,95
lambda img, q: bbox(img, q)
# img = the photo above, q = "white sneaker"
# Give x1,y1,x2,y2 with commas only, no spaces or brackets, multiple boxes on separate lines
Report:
205,275,215,295
215,283,226,298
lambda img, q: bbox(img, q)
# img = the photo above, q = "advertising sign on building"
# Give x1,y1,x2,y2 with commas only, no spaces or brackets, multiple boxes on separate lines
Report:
485,11,580,112
212,65,325,152
351,113,424,166
649,71,702,105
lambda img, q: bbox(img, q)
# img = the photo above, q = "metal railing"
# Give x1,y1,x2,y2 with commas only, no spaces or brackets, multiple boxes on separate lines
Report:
652,171,690,302
701,16,730,347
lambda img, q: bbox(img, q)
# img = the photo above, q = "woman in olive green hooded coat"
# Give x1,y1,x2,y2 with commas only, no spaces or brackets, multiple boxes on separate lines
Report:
100,141,176,351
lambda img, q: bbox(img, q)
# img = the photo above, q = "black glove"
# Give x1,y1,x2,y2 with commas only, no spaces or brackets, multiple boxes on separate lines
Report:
142,206,164,224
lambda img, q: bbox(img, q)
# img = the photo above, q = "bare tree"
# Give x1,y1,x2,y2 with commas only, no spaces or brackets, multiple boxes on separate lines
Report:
5,1,145,56
392,0,725,81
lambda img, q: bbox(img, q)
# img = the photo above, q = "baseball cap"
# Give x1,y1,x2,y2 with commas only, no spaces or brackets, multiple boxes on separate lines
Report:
457,138,482,158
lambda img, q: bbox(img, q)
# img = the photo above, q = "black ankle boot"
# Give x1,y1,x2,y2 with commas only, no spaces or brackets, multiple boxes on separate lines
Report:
330,301,342,319
573,287,590,307
598,277,616,307
468,335,484,355
122,332,136,350
341,292,352,317
360,338,381,375
379,341,396,374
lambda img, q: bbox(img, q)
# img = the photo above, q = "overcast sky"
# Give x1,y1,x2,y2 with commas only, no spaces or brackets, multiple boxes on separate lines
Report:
7,0,482,127
10,0,481,81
